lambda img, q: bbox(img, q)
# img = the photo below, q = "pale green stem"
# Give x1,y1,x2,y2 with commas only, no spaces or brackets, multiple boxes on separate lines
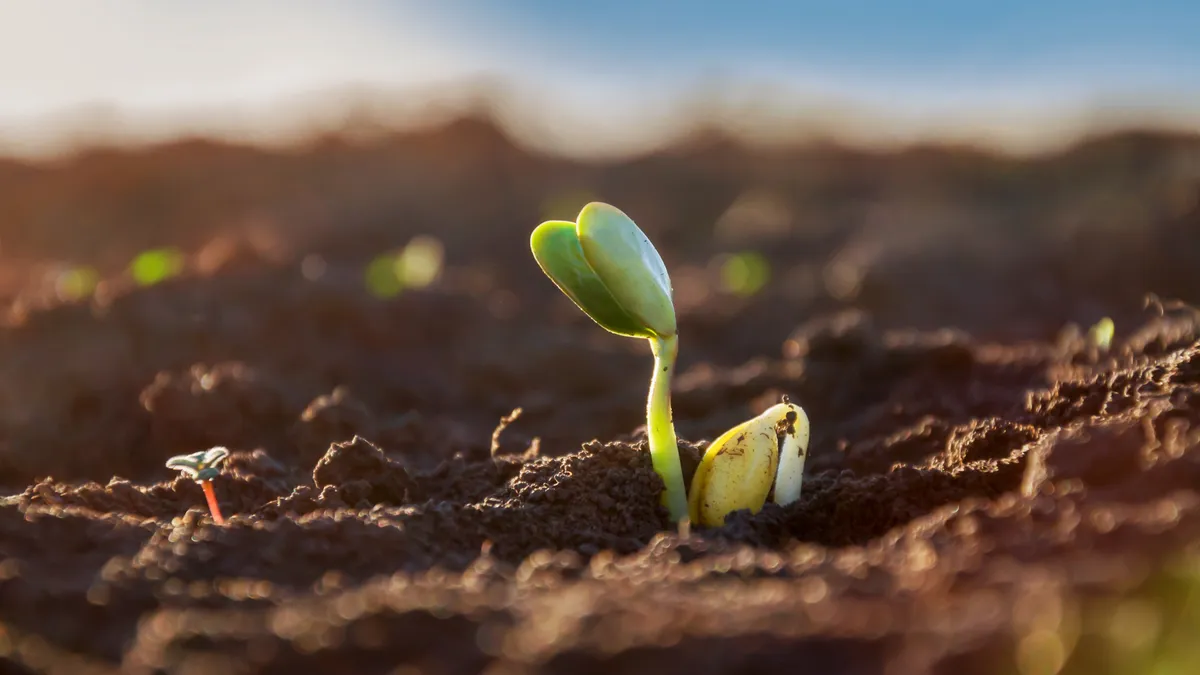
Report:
648,334,688,522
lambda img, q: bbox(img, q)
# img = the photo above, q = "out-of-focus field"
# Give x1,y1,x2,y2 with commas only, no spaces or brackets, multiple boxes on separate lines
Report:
1,117,1199,674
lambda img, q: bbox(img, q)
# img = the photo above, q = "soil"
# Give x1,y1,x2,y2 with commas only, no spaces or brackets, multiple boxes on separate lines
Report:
1,121,1200,674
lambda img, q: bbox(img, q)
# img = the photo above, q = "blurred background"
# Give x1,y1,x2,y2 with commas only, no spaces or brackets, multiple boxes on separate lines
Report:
5,1,1200,157
2,0,1199,336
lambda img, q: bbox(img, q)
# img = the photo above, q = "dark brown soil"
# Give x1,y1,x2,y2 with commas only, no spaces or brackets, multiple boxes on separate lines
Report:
1,121,1200,674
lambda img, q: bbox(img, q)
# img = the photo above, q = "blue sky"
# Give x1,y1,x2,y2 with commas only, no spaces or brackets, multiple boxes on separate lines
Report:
435,1,1200,95
1,1,1198,156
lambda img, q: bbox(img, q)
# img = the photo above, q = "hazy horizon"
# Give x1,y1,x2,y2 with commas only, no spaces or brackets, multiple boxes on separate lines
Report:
3,0,1199,159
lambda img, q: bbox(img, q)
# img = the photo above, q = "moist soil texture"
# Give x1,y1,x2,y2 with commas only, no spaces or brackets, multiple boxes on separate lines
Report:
1,123,1200,674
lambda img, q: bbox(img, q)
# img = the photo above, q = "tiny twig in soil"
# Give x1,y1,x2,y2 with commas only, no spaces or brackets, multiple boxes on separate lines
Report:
1144,293,1200,318
491,407,524,459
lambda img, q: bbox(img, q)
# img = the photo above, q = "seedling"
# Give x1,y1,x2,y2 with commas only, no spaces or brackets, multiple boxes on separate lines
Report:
688,399,810,527
531,202,813,527
165,447,230,524
531,202,689,521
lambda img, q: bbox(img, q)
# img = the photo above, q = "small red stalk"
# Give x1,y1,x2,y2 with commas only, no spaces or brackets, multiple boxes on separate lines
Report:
201,479,225,525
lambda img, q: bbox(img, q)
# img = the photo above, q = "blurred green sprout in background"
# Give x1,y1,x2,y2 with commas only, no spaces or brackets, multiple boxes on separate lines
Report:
718,251,770,297
130,247,185,286
398,235,445,287
1006,551,1200,675
365,254,404,298
1088,317,1115,352
1085,553,1200,675
365,235,445,299
54,265,99,301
